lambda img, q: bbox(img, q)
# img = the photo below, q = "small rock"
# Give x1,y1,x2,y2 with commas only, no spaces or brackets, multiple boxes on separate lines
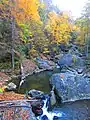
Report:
7,82,17,91
50,90,56,106
28,89,44,99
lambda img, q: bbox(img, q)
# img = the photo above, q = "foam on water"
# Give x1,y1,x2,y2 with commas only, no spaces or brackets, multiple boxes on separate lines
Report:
37,98,63,120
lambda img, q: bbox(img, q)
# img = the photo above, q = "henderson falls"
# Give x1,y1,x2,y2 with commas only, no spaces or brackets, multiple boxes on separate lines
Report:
0,0,90,120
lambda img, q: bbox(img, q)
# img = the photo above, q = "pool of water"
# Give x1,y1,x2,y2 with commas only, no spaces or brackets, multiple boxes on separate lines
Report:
18,68,61,94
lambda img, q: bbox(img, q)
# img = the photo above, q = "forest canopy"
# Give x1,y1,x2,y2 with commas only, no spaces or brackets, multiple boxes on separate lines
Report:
0,0,90,69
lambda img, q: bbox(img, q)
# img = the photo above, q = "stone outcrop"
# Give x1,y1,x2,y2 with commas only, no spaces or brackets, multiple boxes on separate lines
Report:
0,100,37,120
50,71,90,102
22,59,37,76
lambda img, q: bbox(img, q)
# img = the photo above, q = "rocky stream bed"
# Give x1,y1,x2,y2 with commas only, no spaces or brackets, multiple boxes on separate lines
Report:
0,47,90,120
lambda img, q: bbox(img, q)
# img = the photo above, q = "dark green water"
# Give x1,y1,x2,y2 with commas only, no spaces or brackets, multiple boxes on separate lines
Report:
18,68,61,94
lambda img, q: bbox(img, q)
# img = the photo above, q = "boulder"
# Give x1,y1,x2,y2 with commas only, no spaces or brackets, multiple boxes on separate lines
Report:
58,53,84,67
21,59,38,79
28,89,44,99
58,53,73,67
22,59,37,75
31,101,44,116
50,71,90,102
7,82,17,91
35,58,55,70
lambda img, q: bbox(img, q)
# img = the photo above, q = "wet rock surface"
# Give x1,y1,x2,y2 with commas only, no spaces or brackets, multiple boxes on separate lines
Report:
28,89,44,99
50,70,90,102
53,99,90,120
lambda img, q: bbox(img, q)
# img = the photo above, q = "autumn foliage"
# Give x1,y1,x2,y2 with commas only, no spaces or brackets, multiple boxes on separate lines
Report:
10,0,40,23
0,0,79,57
46,12,73,44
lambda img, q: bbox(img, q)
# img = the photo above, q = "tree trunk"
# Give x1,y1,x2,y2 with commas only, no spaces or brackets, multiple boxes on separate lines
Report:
11,17,15,70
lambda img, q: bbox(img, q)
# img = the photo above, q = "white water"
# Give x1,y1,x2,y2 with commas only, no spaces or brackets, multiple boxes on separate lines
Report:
37,98,63,120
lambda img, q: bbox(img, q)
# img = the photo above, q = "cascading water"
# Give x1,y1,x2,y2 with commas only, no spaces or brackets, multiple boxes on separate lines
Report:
27,89,64,120
37,96,63,120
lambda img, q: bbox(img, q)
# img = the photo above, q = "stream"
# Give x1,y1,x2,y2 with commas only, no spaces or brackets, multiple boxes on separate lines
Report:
18,68,61,94
11,68,90,120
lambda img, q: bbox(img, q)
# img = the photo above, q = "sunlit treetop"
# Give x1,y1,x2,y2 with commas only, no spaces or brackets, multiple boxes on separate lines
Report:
7,0,41,23
46,11,73,44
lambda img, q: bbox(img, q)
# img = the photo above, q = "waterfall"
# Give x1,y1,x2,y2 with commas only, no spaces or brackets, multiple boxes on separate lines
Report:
19,63,25,87
37,97,63,120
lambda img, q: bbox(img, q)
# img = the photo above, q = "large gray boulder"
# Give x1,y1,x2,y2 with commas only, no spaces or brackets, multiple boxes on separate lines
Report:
58,54,73,66
50,71,90,102
58,53,84,67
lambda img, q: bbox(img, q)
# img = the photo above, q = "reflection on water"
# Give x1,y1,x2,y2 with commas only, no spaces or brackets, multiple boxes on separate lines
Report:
19,69,61,94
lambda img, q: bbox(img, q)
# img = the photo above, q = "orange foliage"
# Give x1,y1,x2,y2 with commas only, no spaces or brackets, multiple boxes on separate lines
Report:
9,0,40,22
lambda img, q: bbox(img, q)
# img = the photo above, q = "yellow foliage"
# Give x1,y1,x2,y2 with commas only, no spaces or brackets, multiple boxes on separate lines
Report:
46,12,73,44
10,0,40,23
75,24,86,44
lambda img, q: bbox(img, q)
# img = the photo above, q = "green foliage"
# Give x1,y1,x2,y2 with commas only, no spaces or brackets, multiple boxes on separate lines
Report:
70,31,78,41
39,6,47,22
19,23,33,43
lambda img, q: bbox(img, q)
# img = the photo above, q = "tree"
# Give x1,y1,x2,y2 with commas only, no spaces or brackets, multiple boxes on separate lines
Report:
9,0,40,23
74,0,90,56
45,12,73,44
